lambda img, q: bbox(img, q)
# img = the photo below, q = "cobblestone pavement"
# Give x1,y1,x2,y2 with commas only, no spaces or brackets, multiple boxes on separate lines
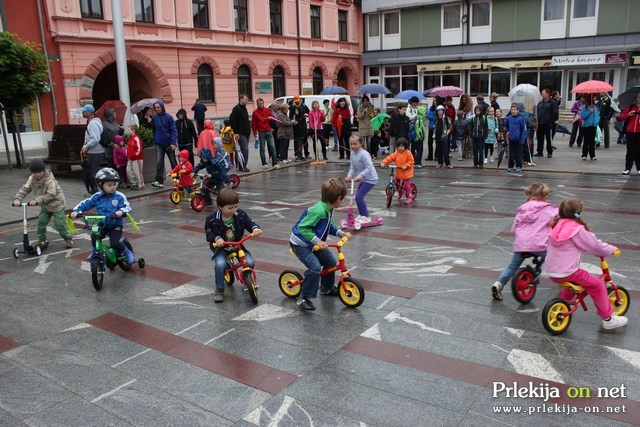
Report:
0,132,639,426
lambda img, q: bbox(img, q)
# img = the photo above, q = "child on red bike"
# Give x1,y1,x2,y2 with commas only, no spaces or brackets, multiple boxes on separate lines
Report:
345,135,378,224
380,137,415,204
205,189,261,303
491,183,557,300
192,144,231,204
290,178,351,311
545,198,627,330
168,149,195,196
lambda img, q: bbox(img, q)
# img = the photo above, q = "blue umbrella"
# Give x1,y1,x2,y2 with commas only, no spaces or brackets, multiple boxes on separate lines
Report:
319,86,348,95
394,90,425,101
356,84,391,95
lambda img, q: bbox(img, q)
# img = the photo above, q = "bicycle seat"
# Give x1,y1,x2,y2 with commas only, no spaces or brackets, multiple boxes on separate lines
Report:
559,281,584,292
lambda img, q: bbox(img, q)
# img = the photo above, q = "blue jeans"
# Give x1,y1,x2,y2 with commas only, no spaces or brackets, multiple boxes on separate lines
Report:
497,251,546,286
258,131,277,166
212,249,254,290
290,244,337,299
155,144,177,184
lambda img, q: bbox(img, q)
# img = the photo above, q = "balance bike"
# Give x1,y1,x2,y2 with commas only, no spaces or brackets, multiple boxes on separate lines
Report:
339,179,383,231
383,165,417,208
542,252,630,335
13,202,44,258
191,173,240,212
213,232,261,304
278,235,365,308
168,173,200,205
511,253,544,303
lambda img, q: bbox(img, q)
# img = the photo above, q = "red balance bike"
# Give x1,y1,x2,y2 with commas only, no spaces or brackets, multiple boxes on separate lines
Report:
542,251,630,335
213,231,261,304
191,173,240,212
278,236,365,308
340,179,383,230
383,165,417,208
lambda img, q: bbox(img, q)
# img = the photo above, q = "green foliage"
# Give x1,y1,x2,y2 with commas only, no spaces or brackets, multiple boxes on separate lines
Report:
124,125,155,148
0,33,49,111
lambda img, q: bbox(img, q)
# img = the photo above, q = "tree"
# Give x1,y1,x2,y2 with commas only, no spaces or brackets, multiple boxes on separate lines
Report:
0,32,49,167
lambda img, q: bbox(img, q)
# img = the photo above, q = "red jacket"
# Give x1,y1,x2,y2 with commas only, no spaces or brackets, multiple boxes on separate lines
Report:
619,103,640,134
331,107,351,128
252,107,274,135
445,105,456,124
126,134,143,160
171,150,195,187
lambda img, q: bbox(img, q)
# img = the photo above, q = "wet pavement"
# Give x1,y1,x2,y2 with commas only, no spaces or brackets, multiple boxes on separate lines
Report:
0,133,639,426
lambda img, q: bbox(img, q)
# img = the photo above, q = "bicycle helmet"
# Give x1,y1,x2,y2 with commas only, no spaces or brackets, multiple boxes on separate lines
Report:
95,167,120,185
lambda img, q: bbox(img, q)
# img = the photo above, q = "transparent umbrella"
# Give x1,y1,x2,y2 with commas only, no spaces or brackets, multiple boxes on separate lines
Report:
508,84,542,113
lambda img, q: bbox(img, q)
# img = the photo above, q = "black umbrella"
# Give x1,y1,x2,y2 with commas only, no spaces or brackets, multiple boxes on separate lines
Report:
496,141,508,169
617,85,640,111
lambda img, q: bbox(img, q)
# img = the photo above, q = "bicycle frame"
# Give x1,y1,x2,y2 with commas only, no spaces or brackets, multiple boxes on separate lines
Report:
86,216,120,265
318,236,351,284
559,256,622,315
213,232,261,303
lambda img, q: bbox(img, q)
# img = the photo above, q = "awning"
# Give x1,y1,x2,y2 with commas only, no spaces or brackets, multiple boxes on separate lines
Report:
483,59,554,69
418,61,482,72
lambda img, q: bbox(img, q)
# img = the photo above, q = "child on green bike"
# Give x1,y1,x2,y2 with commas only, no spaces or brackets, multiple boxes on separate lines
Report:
70,168,135,265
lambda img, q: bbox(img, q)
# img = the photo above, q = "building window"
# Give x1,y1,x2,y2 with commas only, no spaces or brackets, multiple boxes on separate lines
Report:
471,1,490,27
490,72,510,97
80,0,103,19
544,0,565,20
235,0,248,32
310,6,321,39
197,65,214,103
237,65,252,100
383,12,399,35
384,65,416,97
273,66,285,99
573,0,595,18
135,0,154,23
368,14,379,37
193,0,209,29
313,67,323,95
469,71,489,96
443,74,461,87
443,5,460,29
338,10,348,41
270,0,282,35
517,71,538,86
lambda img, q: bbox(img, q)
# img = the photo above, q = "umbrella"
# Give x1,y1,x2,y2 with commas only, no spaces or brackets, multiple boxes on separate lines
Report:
617,85,640,110
427,86,464,98
371,113,390,131
319,86,348,95
508,84,542,113
356,84,391,95
570,80,614,94
95,100,127,125
394,90,425,101
496,140,508,169
130,98,158,114
555,124,571,135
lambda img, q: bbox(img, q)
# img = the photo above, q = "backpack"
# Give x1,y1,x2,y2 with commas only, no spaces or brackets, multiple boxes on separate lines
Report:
269,117,280,131
100,120,119,148
408,122,416,142
220,128,234,146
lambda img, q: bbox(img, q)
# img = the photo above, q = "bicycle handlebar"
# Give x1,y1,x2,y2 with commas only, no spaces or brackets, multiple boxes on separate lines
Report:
613,249,621,257
313,235,350,251
212,230,262,248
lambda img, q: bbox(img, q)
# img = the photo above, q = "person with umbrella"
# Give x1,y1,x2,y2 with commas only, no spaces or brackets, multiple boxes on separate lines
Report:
618,92,640,175
580,94,600,161
356,96,374,153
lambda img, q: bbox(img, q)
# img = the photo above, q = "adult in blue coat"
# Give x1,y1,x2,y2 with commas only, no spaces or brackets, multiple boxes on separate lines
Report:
580,94,601,161
151,100,178,187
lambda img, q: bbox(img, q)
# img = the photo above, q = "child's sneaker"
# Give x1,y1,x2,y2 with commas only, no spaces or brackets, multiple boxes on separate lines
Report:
404,198,414,205
515,167,521,173
602,315,628,330
123,247,135,265
491,281,503,300
34,240,49,249
296,297,315,310
65,239,73,249
357,216,371,224
507,168,512,172
214,288,224,303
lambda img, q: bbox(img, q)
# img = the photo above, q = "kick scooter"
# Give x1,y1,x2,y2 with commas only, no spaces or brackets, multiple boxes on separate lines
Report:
339,179,383,230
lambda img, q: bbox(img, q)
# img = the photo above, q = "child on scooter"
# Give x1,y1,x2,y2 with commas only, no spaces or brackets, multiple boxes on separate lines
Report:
13,158,73,249
379,138,415,204
545,198,627,330
70,168,134,265
168,149,195,197
205,188,261,303
491,183,557,300
345,135,378,223
290,178,351,311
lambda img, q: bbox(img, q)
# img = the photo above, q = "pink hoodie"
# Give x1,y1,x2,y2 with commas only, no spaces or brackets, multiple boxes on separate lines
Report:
512,200,558,252
545,219,616,278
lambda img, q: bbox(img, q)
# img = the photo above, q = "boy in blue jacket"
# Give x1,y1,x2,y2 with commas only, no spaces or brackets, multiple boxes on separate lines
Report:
505,103,527,173
70,168,134,265
290,178,351,311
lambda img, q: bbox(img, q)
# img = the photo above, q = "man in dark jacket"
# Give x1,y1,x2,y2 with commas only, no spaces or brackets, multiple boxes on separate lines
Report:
191,99,207,134
598,92,613,148
176,108,198,166
151,100,178,187
535,88,559,158
101,108,120,168
229,94,251,172
390,104,410,153
289,95,310,160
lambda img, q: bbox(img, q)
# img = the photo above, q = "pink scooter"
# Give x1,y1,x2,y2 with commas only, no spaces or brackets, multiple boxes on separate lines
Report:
340,179,383,231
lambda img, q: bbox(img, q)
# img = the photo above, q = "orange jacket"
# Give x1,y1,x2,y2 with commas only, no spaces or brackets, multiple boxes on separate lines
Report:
381,150,415,180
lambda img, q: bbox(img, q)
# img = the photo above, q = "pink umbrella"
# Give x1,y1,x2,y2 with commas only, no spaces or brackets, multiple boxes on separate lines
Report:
426,86,464,97
570,80,614,94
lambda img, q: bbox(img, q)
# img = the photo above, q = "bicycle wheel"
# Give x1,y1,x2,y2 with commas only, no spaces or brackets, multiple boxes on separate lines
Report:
244,270,258,304
170,190,181,204
542,298,572,335
90,257,104,291
224,265,235,286
385,185,394,208
278,270,302,298
229,174,240,188
607,285,630,316
409,183,418,200
511,266,537,304
191,194,206,212
338,277,365,308
118,240,133,271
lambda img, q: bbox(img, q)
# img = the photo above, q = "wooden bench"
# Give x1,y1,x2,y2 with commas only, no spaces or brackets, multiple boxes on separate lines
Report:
44,124,87,172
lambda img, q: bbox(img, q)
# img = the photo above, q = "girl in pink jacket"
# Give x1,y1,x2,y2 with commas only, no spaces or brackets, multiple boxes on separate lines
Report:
491,183,557,300
545,198,627,330
308,100,327,161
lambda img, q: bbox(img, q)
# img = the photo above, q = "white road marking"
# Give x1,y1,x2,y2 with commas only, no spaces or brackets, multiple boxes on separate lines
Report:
243,395,316,426
204,328,236,345
61,323,92,332
384,311,450,335
491,344,510,353
162,284,213,298
169,209,181,213
505,327,525,338
175,319,207,335
507,349,564,383
111,349,151,368
248,206,290,212
91,379,137,403
232,304,298,322
516,307,541,313
376,296,394,309
361,324,381,340
606,346,640,371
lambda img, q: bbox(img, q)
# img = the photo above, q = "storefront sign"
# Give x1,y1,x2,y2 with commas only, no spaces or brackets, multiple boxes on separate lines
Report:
605,53,627,64
254,81,272,94
552,54,605,66
418,61,482,72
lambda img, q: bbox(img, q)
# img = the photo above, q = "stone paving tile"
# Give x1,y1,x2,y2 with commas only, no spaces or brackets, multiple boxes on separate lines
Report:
22,396,132,427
